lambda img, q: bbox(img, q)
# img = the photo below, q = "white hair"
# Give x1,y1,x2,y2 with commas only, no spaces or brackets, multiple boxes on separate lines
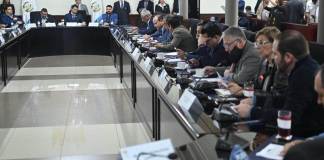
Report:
140,9,152,18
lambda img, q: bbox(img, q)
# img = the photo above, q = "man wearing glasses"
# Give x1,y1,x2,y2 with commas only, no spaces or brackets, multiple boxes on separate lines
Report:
204,27,261,86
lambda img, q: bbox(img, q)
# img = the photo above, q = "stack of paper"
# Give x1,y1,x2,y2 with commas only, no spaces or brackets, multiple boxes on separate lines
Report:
256,143,284,160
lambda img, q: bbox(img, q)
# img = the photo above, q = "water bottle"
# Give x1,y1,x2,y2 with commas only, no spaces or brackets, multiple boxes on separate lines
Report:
230,145,249,160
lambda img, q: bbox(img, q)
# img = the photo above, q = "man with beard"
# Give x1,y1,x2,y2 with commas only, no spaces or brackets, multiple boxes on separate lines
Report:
203,26,261,86
235,30,324,138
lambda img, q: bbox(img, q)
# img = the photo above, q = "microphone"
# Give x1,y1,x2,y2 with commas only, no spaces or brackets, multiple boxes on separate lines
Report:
136,152,178,160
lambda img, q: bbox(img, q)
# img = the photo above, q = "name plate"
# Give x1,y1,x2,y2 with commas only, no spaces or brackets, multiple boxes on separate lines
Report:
11,31,17,37
45,23,56,27
178,89,204,122
159,69,169,90
0,35,5,45
25,23,37,30
88,22,99,27
66,22,80,27
144,57,154,75
132,48,142,62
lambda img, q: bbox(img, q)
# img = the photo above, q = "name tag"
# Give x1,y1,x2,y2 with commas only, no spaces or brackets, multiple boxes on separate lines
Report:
144,57,154,75
178,89,203,122
66,22,79,27
0,35,5,45
132,48,141,62
11,31,17,37
25,23,37,30
159,69,169,89
45,23,56,27
88,22,99,27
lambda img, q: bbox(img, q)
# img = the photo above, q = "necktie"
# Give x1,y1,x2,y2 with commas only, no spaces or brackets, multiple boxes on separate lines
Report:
120,1,124,8
107,14,111,23
144,1,148,8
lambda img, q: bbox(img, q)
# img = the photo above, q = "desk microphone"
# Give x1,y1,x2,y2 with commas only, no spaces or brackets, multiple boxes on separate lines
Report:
136,152,178,160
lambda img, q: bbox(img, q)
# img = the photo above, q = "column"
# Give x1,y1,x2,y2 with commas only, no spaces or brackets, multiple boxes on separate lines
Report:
179,0,189,19
317,1,324,43
225,0,238,27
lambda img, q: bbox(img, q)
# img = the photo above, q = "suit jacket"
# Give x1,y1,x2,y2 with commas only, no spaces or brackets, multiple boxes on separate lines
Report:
77,3,89,15
138,18,156,35
137,0,154,14
155,3,170,14
172,0,179,13
228,41,261,85
284,137,324,160
158,26,197,52
64,13,84,23
35,14,56,24
0,14,17,27
286,0,305,24
113,1,130,25
95,13,118,25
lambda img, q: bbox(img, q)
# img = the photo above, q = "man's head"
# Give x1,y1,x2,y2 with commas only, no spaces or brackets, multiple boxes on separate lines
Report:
140,9,152,23
315,65,324,106
106,5,113,14
222,27,247,52
196,20,208,39
75,0,81,5
200,22,222,48
165,15,182,31
71,4,79,14
153,15,164,29
245,6,252,13
40,8,48,18
4,5,13,15
273,30,309,74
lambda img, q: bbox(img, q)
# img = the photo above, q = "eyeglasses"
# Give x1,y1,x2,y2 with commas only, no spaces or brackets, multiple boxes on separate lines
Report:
223,39,239,49
254,41,271,48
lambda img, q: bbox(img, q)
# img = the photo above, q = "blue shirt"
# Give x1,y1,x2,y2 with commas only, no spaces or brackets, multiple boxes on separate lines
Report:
151,27,172,43
138,18,156,35
0,14,16,27
95,13,118,25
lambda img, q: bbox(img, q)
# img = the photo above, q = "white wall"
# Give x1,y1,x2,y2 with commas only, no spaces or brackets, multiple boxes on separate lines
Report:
200,0,257,14
11,0,174,15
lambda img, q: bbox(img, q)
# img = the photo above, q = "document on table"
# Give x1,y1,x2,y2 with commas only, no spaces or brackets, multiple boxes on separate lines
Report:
256,143,284,160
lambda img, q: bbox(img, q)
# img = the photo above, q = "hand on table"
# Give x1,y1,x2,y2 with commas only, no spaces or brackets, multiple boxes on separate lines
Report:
233,100,253,118
176,48,186,60
203,66,216,76
188,58,200,68
228,82,243,96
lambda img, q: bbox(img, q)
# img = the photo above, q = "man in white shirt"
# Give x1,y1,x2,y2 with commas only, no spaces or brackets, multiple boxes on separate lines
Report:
305,0,318,23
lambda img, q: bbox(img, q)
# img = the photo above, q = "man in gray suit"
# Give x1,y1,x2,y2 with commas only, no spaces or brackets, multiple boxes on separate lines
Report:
75,0,89,15
155,15,197,52
204,27,261,87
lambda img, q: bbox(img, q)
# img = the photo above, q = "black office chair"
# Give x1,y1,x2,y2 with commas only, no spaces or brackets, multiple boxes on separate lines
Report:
30,11,41,23
309,42,324,64
188,18,201,39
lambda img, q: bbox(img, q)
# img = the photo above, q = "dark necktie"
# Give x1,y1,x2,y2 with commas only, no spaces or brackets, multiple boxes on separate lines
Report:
120,1,124,8
107,14,111,23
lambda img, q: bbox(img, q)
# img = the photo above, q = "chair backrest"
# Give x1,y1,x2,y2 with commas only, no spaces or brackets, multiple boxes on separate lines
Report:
30,11,41,23
188,18,200,39
309,41,324,64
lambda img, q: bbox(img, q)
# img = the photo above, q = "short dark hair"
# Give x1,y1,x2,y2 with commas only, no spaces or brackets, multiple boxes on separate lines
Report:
275,30,309,60
106,5,112,8
197,20,208,27
201,22,222,38
156,14,164,21
41,8,48,12
4,4,12,10
165,15,182,29
245,6,251,11
71,4,78,9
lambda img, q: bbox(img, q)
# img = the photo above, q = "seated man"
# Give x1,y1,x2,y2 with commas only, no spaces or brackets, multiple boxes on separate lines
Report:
204,27,261,85
0,5,22,27
235,30,324,138
177,22,230,68
155,15,196,52
280,64,324,160
35,8,56,25
138,9,156,35
144,14,171,43
96,5,118,25
64,4,86,24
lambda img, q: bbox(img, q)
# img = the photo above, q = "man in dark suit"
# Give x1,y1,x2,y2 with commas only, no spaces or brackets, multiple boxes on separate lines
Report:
64,4,85,24
137,0,154,15
95,5,118,25
113,0,130,25
172,0,179,14
35,8,56,25
138,9,156,35
281,64,324,160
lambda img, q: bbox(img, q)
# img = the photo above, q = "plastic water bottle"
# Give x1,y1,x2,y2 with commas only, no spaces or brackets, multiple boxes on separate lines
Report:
230,145,249,160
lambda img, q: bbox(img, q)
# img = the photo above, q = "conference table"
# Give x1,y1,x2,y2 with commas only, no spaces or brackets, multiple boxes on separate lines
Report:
0,25,251,160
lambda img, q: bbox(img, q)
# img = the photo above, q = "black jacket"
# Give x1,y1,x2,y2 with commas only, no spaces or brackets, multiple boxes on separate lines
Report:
284,138,324,160
34,14,56,24
155,3,170,14
286,0,305,24
113,1,130,25
251,55,324,137
137,0,154,15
